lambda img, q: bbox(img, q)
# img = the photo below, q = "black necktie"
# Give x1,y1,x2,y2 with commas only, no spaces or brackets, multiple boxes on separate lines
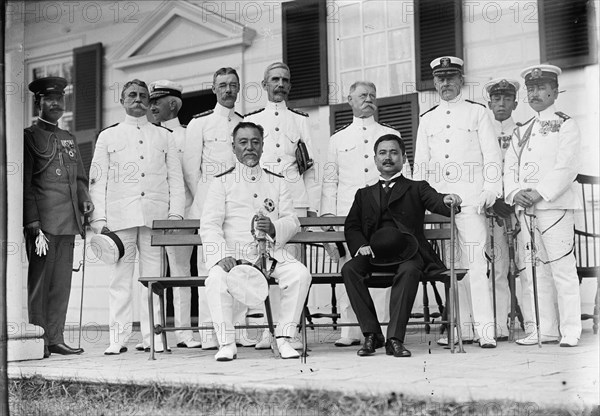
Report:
382,180,391,194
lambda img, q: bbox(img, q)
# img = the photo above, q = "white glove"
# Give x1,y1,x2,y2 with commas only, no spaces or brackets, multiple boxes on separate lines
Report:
477,190,497,214
35,230,49,256
90,219,107,234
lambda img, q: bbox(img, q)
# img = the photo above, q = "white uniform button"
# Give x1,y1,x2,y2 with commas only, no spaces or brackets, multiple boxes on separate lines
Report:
275,112,279,116
275,127,279,132
140,155,144,159
276,143,280,148
253,193,258,198
445,154,449,159
445,139,450,143
364,168,368,172
364,155,368,159
141,192,145,196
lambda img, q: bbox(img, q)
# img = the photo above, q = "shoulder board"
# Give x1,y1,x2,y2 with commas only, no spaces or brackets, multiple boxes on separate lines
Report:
244,108,265,117
466,99,486,108
555,111,570,121
263,168,284,178
181,124,187,128
99,123,119,133
333,123,350,134
153,123,173,133
215,167,235,178
235,111,244,119
378,122,396,130
289,108,309,117
192,109,214,118
420,105,438,117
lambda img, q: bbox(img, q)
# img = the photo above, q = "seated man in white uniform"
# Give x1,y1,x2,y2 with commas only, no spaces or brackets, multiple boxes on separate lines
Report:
201,121,312,361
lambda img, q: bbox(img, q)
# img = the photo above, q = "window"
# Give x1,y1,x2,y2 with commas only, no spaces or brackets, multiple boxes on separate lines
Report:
538,0,598,69
282,0,328,107
414,0,463,91
330,93,419,165
331,0,415,102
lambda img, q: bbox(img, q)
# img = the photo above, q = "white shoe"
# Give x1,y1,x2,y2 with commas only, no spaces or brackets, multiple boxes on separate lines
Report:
215,343,237,361
177,339,202,348
559,336,578,347
236,338,257,347
276,338,300,359
104,344,127,355
436,337,474,346
255,330,272,350
135,341,165,353
202,335,219,351
334,337,361,347
479,338,496,349
516,333,559,346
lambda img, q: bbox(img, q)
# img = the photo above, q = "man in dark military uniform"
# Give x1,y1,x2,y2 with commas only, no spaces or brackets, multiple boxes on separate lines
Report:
23,76,94,358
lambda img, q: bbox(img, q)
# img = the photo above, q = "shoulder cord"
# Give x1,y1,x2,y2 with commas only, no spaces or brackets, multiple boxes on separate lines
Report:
520,210,574,266
26,130,59,175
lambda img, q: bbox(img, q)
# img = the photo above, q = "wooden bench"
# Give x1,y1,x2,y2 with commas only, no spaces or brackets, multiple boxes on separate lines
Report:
140,212,467,360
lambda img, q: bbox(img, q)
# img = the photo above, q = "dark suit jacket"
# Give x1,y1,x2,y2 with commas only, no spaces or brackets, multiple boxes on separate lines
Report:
344,175,451,273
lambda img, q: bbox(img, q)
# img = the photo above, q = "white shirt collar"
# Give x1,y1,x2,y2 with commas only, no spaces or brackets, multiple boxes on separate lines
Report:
237,160,263,178
378,172,404,182
124,114,150,127
162,117,181,130
266,100,287,111
214,102,237,118
352,115,376,126
536,104,557,121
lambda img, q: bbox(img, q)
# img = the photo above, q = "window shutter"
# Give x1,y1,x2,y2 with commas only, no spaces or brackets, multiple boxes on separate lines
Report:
539,0,597,69
329,94,419,165
376,94,419,166
73,43,103,174
414,0,463,91
282,0,328,107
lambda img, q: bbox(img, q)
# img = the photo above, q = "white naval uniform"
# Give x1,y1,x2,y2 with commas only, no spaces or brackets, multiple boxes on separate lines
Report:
201,162,311,346
320,116,401,339
161,118,196,345
89,115,185,349
183,104,244,343
504,105,582,340
244,101,320,213
414,97,502,341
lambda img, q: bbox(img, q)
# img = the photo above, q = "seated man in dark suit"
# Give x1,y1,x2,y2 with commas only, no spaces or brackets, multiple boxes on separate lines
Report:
342,134,462,357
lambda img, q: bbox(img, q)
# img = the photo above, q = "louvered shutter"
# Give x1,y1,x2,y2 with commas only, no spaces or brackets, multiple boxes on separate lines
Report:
282,0,328,107
330,94,419,165
73,43,103,175
539,0,597,69
414,0,463,91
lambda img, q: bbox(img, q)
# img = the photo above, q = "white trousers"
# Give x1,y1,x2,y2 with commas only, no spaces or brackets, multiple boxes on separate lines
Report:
108,226,160,348
454,208,496,341
206,260,311,346
165,230,195,344
517,209,581,339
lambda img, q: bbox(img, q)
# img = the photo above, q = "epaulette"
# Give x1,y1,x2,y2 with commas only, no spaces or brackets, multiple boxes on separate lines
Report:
153,123,173,133
333,123,350,134
192,109,213,118
235,111,244,119
466,99,486,108
263,168,284,178
244,108,265,117
289,108,309,117
379,122,396,130
215,167,235,178
99,123,119,133
555,111,570,121
420,105,438,117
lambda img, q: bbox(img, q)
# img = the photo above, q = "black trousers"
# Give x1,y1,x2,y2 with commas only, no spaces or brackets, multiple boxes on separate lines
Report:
342,252,423,342
26,233,75,345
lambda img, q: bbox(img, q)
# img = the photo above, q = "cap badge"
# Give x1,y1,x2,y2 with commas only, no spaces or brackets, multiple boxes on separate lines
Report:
531,68,542,79
440,57,450,68
499,79,509,89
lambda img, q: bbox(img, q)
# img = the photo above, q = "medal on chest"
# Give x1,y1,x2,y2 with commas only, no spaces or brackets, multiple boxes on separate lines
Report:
538,120,562,136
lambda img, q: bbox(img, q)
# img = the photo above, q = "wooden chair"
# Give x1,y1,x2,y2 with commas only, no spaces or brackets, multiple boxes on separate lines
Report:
575,174,600,334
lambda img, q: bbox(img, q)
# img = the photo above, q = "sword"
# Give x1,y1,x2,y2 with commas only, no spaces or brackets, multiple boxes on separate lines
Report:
524,207,542,348
78,214,89,349
486,209,498,340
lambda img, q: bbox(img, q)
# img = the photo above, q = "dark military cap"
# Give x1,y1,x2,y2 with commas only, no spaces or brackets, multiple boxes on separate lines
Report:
430,56,464,76
28,76,67,96
520,64,561,86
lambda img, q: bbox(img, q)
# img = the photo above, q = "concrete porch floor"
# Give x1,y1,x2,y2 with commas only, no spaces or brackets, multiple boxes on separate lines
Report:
8,321,599,413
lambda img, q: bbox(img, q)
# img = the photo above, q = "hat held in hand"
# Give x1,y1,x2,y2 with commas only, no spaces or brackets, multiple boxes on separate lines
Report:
90,230,125,265
369,227,419,266
226,261,268,307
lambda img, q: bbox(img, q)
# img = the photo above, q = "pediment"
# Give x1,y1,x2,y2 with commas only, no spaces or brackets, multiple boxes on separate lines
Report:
110,1,256,69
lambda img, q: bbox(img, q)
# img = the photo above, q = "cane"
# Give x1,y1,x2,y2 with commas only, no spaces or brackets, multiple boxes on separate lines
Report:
486,209,498,340
449,203,465,353
78,214,89,350
524,207,542,348
504,214,519,342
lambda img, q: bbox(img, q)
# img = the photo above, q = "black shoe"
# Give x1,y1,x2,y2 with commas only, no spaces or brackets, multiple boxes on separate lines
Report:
385,338,411,357
43,345,50,359
48,343,84,355
357,333,385,356
496,336,509,342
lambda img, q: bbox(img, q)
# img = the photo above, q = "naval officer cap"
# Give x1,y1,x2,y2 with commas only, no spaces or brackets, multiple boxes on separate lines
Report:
149,80,183,100
520,64,561,86
430,56,464,76
28,76,68,97
485,78,520,98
